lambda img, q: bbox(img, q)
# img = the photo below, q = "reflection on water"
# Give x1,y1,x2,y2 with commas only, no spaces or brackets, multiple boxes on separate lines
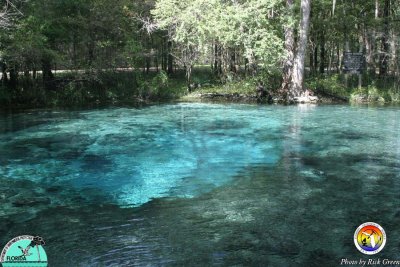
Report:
0,103,399,266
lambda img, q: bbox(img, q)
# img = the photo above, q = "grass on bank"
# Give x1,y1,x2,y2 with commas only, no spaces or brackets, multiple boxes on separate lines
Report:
1,67,399,108
188,68,400,103
186,68,281,97
305,74,400,103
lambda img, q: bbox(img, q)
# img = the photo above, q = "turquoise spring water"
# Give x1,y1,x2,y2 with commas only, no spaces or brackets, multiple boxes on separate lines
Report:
0,103,399,266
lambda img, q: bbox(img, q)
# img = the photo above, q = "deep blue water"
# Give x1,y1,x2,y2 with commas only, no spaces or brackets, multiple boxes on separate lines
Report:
0,103,399,266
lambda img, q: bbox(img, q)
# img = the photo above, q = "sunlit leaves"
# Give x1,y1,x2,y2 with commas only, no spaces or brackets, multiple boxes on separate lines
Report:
152,0,285,69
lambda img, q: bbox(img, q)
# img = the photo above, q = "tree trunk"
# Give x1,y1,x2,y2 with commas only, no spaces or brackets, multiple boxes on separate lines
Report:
379,0,390,76
167,41,173,74
185,64,192,92
328,43,334,74
319,30,325,74
247,52,257,77
42,59,54,87
0,61,8,84
371,0,379,75
309,34,316,75
217,45,222,76
342,1,350,87
146,57,150,74
332,0,336,16
358,29,364,89
390,30,397,74
290,0,311,98
9,67,17,90
309,46,314,74
365,28,374,73
336,46,340,72
280,0,295,96
162,37,167,71
72,33,77,68
230,48,236,73
88,41,95,67
313,43,318,74
213,43,218,74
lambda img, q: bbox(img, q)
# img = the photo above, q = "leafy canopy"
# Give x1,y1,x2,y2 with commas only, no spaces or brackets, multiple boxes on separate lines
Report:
152,0,285,68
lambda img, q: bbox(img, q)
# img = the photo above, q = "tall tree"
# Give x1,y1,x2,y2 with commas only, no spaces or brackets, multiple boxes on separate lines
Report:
281,0,295,96
281,0,315,101
290,0,311,99
152,0,284,88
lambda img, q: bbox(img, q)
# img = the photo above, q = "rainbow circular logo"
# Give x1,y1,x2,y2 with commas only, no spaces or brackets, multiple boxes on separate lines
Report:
354,222,386,255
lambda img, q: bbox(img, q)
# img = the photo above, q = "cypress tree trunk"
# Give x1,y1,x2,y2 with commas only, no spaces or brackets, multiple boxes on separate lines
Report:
280,0,295,96
290,0,311,99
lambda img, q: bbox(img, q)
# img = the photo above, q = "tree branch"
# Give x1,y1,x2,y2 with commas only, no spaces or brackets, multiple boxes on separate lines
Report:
0,0,23,29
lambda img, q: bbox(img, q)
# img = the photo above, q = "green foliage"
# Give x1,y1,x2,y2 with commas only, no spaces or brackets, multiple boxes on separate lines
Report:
0,70,187,107
1,0,400,106
187,68,281,96
306,74,400,103
350,83,400,103
136,70,186,100
366,85,384,102
388,88,400,102
123,39,143,68
152,0,285,69
1,0,135,73
151,70,169,90
306,75,348,99
191,81,256,96
0,86,12,104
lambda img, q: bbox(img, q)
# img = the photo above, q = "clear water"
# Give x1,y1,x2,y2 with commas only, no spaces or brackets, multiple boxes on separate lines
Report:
0,103,399,266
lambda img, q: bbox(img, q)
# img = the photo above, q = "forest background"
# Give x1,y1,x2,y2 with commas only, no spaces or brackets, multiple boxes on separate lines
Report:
0,0,399,106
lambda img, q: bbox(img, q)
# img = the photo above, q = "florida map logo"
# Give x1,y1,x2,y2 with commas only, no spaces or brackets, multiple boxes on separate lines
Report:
0,235,47,267
354,222,386,255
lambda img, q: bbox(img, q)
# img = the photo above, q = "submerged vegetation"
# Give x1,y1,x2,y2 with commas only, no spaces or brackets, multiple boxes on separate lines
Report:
0,0,400,107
